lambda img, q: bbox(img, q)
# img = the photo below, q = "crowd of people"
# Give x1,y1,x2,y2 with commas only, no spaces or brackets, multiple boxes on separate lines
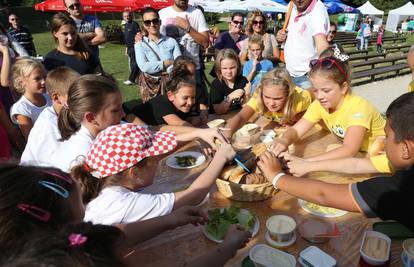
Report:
0,0,414,265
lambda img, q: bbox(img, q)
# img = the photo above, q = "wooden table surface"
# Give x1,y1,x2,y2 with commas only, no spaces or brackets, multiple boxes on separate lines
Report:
127,123,403,267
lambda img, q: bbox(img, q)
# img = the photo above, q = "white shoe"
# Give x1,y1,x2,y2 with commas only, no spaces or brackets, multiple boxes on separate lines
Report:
123,80,134,85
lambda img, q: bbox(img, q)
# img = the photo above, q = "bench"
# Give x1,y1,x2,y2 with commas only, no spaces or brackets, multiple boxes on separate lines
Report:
349,53,386,62
351,55,407,69
382,44,412,52
351,63,410,86
347,49,369,56
339,37,406,46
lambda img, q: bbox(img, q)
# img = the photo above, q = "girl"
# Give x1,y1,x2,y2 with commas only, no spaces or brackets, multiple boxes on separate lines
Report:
271,52,386,162
0,164,250,266
127,68,197,126
43,13,98,75
376,24,384,53
10,57,50,139
209,49,250,115
225,68,312,136
73,123,236,224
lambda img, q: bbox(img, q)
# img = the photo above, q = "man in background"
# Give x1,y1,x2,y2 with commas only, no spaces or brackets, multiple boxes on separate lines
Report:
122,11,141,86
7,14,36,56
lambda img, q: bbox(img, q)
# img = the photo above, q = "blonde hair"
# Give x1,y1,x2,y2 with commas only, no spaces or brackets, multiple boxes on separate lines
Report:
248,34,264,50
255,68,297,123
11,57,46,94
45,66,80,96
214,49,242,80
245,10,267,36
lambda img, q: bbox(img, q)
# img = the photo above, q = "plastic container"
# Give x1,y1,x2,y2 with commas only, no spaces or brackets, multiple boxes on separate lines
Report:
298,218,331,244
249,244,296,267
401,238,414,267
266,215,296,243
360,231,391,266
298,246,336,267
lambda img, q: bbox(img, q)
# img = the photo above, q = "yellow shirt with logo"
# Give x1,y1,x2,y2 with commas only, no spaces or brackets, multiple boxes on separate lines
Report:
246,87,312,124
408,80,414,92
303,94,385,152
370,154,393,174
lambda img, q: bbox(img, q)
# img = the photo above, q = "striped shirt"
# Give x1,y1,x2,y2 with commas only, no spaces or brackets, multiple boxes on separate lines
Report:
7,26,36,56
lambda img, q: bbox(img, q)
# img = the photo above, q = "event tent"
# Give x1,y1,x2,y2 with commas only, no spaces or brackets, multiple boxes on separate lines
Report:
323,0,360,14
385,1,414,32
357,1,383,15
190,0,287,13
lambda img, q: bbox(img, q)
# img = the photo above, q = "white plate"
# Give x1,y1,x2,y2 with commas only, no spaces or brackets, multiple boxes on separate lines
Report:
298,199,348,218
202,208,260,243
166,151,206,169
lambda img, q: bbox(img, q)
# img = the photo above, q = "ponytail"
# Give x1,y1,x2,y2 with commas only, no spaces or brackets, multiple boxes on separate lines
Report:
71,164,102,204
58,107,81,141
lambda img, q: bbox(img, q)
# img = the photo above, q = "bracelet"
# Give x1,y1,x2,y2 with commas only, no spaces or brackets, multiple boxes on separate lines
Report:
271,172,285,189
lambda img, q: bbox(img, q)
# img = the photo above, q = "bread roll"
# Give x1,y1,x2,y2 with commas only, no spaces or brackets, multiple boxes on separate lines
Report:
243,173,267,184
221,165,245,181
229,173,246,184
252,143,267,157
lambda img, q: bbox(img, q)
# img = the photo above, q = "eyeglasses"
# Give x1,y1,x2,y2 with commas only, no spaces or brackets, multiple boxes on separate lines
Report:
143,18,160,26
232,20,243,26
10,18,18,21
309,58,346,77
253,20,265,25
68,2,81,10
329,30,337,34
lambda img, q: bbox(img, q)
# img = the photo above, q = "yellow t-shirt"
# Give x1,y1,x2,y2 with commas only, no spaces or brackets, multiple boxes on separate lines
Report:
303,94,385,152
246,87,312,124
370,154,393,174
408,80,414,92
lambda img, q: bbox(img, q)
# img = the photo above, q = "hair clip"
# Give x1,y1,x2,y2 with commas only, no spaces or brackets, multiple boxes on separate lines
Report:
68,233,88,248
332,44,350,62
38,181,69,198
42,170,73,184
17,203,51,222
83,163,91,172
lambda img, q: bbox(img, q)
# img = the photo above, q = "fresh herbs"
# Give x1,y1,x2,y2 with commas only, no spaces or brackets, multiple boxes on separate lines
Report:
206,204,256,240
175,155,197,167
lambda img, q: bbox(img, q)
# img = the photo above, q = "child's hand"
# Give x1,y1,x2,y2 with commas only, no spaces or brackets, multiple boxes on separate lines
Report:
270,138,289,156
228,89,244,101
222,225,251,252
197,128,227,149
0,43,9,54
215,141,236,162
167,206,208,228
252,58,259,69
281,152,309,177
257,151,283,183
244,83,251,97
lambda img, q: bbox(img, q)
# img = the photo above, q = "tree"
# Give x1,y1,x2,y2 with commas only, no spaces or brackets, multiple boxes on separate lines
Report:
343,0,408,11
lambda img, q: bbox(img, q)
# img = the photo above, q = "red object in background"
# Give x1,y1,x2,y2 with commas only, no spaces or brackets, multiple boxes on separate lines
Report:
35,0,173,12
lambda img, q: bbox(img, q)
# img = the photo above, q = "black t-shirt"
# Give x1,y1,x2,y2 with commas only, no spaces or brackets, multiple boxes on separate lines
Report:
209,75,248,114
43,49,98,75
351,166,414,230
124,21,140,48
128,94,189,125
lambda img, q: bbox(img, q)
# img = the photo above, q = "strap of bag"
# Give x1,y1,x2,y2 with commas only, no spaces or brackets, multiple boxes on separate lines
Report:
141,39,162,61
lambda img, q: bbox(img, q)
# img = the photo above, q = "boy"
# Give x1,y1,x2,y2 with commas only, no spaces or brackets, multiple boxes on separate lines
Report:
242,35,273,95
258,92,414,230
407,45,414,92
20,67,80,166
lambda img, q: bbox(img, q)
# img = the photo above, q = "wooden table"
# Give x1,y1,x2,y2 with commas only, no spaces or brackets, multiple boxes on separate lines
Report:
127,125,403,267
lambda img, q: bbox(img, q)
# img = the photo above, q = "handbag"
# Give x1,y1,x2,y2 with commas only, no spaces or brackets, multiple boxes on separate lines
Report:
138,40,168,103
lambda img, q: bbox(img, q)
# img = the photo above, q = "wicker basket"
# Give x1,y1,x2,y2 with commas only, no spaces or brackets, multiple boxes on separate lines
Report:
216,178,278,202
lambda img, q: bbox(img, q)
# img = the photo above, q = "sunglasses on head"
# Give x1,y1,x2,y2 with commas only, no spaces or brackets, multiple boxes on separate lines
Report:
232,20,243,26
68,2,81,10
253,20,265,25
144,18,160,26
309,57,346,77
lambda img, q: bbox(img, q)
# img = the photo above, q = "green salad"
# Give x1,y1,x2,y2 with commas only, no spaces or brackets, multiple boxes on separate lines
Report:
206,204,256,240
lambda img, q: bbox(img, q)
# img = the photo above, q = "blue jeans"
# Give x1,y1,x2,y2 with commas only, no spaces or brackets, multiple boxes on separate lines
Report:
292,75,312,89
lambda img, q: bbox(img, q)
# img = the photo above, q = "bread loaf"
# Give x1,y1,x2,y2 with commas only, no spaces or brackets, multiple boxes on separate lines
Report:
243,173,267,184
252,143,267,157
229,173,246,184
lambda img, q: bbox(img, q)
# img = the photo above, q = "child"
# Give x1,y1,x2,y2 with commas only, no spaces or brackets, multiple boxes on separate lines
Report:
271,53,386,162
126,68,197,126
73,123,235,223
407,45,414,92
376,24,384,53
10,57,51,139
20,67,80,166
225,68,311,136
242,35,273,95
258,92,414,231
0,164,251,266
209,49,250,115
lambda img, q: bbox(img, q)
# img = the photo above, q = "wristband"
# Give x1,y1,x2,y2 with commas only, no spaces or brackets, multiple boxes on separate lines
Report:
271,172,285,189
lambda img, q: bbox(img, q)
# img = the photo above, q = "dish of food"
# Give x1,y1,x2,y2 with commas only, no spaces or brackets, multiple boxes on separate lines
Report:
362,236,389,261
203,204,259,243
166,151,205,169
298,199,348,218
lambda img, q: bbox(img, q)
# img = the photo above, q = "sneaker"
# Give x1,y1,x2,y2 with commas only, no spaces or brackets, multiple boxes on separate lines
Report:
123,80,134,85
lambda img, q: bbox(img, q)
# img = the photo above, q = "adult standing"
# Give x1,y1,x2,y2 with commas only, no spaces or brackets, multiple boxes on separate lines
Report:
122,11,141,86
277,0,329,89
159,0,210,124
135,8,181,103
213,12,247,54
239,10,279,65
63,0,106,64
7,14,36,57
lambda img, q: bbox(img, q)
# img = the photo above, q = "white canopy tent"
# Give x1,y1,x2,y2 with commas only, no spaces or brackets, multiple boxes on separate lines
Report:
189,0,287,13
385,2,414,32
357,1,383,15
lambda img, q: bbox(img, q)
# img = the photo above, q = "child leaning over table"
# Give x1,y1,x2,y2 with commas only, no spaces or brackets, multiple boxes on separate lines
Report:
258,92,414,231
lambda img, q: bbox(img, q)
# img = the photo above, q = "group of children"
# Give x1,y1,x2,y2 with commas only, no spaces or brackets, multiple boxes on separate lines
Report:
0,16,414,266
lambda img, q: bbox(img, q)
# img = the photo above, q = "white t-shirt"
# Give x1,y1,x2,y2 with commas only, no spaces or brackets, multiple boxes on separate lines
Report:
84,186,175,225
20,106,60,166
284,0,329,77
10,94,52,125
159,6,209,70
49,124,94,173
